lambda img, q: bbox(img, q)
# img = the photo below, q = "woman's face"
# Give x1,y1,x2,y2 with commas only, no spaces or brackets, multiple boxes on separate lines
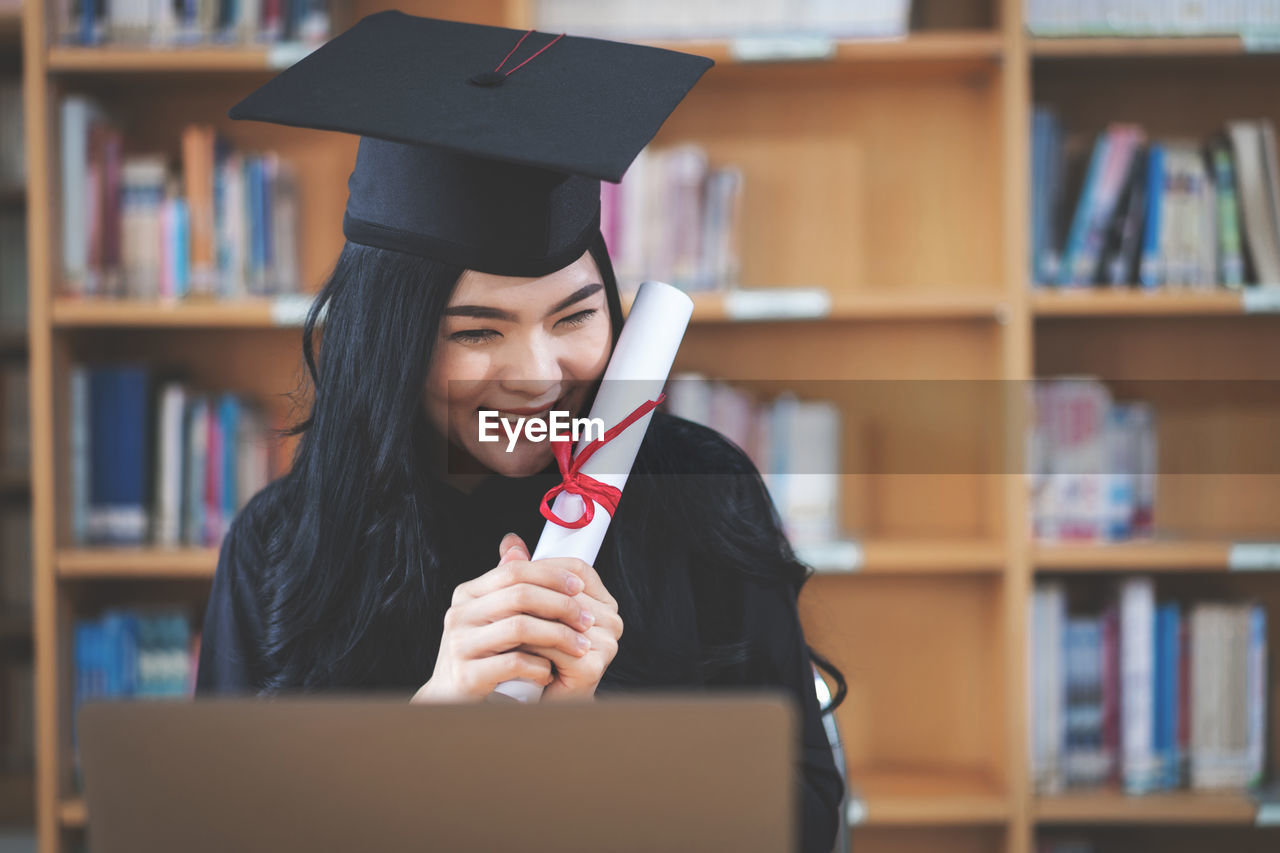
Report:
424,251,613,478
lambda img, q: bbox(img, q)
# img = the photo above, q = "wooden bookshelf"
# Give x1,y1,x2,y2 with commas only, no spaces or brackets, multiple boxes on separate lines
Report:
50,538,1009,582
851,766,1010,826
50,295,315,328
46,42,321,73
1035,540,1239,572
625,289,1008,323
1035,789,1260,825
56,548,219,579
17,1,1280,853
648,31,1004,66
1031,288,1265,316
1031,36,1251,58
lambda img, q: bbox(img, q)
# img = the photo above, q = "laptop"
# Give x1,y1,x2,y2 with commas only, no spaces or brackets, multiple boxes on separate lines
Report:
78,693,797,853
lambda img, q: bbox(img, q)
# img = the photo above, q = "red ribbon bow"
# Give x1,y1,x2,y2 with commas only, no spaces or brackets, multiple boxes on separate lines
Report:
539,394,666,529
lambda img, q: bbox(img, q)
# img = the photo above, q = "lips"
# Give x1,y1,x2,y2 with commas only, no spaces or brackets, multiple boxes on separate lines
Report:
481,395,566,420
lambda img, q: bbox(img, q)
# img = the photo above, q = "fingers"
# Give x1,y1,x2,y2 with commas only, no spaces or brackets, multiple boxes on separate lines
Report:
471,582,596,633
453,534,618,614
461,651,554,695
498,532,529,565
453,556,585,606
486,554,617,613
457,614,593,660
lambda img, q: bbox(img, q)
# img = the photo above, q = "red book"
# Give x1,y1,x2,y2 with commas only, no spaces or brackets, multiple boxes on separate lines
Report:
1101,603,1121,783
203,401,223,547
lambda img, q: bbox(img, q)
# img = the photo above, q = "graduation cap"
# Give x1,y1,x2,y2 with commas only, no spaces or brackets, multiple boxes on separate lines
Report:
228,10,713,277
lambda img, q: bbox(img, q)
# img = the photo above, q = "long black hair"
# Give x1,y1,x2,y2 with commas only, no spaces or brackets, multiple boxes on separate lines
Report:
252,234,845,711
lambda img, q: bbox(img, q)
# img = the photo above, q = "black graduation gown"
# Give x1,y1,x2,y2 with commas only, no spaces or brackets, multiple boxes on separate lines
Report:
196,412,845,852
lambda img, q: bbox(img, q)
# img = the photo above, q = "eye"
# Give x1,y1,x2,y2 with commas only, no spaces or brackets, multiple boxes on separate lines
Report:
449,328,501,344
556,308,597,329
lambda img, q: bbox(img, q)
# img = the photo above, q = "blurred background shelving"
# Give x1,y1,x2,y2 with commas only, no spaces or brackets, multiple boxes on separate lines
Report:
9,1,1280,852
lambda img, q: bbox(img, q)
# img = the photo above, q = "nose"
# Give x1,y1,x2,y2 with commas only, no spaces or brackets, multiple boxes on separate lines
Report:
498,328,564,400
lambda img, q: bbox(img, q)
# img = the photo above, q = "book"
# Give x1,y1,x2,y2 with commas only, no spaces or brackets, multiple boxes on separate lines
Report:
72,367,274,547
1034,580,1269,797
1121,577,1158,794
59,0,333,45
603,143,745,294
1210,140,1245,288
1227,121,1280,285
86,364,151,545
663,376,844,553
60,102,303,300
1031,581,1066,793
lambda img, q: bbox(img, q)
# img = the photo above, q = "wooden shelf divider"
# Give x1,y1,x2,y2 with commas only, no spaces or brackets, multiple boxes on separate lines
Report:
1034,789,1260,825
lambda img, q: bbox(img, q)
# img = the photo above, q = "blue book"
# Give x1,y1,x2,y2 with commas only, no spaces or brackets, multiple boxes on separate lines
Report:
1154,602,1181,790
261,160,275,290
173,198,191,299
1139,144,1166,289
100,609,139,698
72,620,105,779
219,394,241,540
165,612,193,696
183,396,209,546
88,366,151,545
250,157,267,294
79,0,100,45
1031,108,1057,284
1058,132,1111,287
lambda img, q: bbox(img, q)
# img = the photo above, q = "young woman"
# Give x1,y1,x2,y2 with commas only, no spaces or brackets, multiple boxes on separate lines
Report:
195,10,846,852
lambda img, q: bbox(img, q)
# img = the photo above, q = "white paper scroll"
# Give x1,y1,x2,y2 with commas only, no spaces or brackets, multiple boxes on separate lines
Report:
492,280,694,703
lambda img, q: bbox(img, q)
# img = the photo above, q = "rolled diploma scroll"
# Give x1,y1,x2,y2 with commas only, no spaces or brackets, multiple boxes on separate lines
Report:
492,280,694,703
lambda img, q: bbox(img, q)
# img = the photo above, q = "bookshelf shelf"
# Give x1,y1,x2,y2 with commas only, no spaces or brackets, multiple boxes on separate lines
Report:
623,290,1006,324
1031,289,1264,317
1034,789,1260,824
1031,36,1252,58
53,291,1006,330
1035,540,1247,572
50,296,315,328
649,31,1003,66
849,766,1009,826
50,539,1006,581
46,43,316,73
859,539,1006,574
57,547,218,580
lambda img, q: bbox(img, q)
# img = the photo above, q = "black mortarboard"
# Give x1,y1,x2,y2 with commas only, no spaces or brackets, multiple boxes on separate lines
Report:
228,10,713,276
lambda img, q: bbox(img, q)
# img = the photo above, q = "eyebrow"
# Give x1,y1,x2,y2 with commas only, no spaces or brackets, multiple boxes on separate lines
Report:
444,283,603,322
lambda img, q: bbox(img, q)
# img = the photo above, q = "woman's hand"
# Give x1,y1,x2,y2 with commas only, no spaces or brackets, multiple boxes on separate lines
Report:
412,534,600,703
494,534,623,702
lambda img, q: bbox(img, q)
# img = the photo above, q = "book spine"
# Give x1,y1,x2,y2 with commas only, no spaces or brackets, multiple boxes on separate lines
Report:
1213,144,1245,288
1059,132,1111,287
1139,144,1165,289
1245,604,1266,787
1121,577,1157,794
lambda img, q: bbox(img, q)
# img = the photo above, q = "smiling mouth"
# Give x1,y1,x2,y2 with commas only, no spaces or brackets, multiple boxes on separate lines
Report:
479,395,568,421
